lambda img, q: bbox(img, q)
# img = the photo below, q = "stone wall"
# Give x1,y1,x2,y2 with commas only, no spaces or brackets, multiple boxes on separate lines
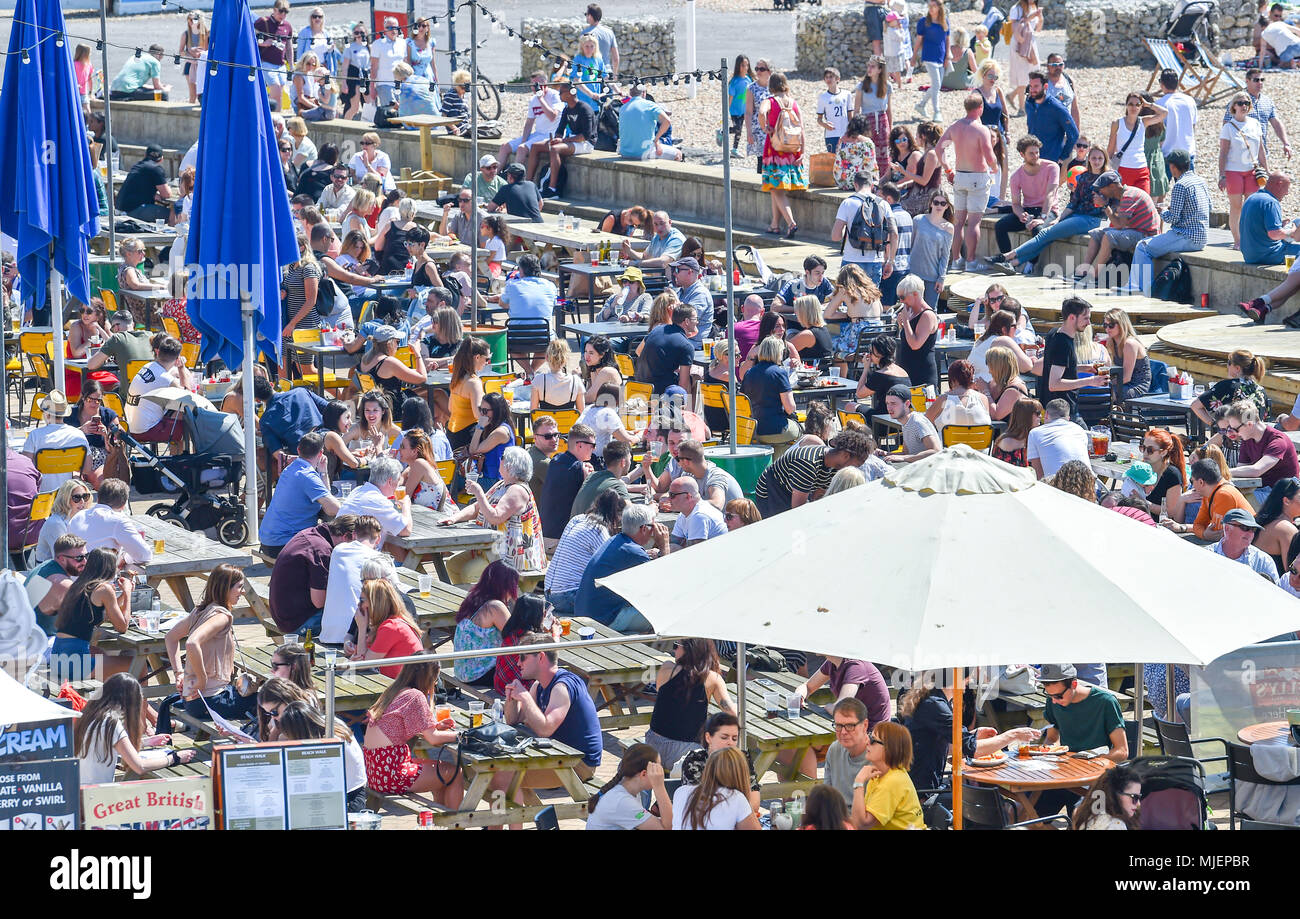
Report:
1065,0,1255,67
519,18,674,82
795,2,986,76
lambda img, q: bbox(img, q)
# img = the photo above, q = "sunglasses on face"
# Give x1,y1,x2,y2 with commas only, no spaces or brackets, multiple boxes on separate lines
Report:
754,66,769,72
832,721,862,733
668,491,689,499
1141,445,1159,455
270,661,290,671
58,552,88,562
535,432,559,441
1120,792,1143,803
1047,688,1069,701
867,736,885,745
574,440,596,448
1251,77,1265,84
71,492,93,503
361,140,376,146
312,13,323,18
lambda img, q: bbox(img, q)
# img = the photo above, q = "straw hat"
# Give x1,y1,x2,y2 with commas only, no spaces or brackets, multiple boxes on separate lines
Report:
39,390,72,418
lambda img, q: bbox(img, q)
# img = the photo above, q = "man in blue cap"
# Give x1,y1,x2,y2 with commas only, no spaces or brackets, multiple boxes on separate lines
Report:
1210,508,1279,579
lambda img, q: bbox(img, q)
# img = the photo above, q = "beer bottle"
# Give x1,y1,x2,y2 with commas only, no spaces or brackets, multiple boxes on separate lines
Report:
303,629,316,666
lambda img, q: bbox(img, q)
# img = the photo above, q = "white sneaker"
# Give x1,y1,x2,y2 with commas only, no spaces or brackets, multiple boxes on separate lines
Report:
952,257,966,272
966,257,988,272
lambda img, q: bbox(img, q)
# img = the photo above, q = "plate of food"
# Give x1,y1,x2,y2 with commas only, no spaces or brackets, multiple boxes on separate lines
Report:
966,752,1008,768
1018,743,1069,756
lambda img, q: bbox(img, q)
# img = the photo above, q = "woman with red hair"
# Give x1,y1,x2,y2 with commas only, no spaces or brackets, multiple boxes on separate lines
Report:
1140,428,1187,522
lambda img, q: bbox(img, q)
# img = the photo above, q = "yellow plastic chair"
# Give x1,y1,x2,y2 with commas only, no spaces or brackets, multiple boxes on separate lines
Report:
99,289,119,314
22,492,56,558
102,391,125,423
357,301,375,327
180,342,200,370
395,346,420,370
125,359,151,386
27,391,45,424
45,340,55,362
615,353,636,378
735,415,757,446
35,446,88,476
292,328,322,344
910,386,928,413
540,409,580,436
483,376,512,397
838,408,865,430
625,380,653,405
734,392,753,418
292,329,348,392
941,423,994,451
161,316,182,340
27,355,53,402
435,459,457,487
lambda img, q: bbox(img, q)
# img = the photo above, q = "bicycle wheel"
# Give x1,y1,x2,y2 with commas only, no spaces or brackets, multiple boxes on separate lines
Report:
475,80,501,122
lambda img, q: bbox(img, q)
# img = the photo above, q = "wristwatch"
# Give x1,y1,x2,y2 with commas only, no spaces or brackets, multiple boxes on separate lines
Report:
853,781,866,791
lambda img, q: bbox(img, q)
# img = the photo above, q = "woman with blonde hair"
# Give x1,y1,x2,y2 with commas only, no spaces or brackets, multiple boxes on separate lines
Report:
179,11,208,104
290,52,323,118
724,498,762,530
340,187,378,247
348,131,395,192
399,427,453,512
672,746,762,830
985,345,1030,421
825,263,884,375
789,295,834,364
352,578,423,678
1050,459,1098,502
284,116,317,172
35,479,94,563
942,28,976,90
1219,91,1267,248
360,326,428,411
448,336,492,452
741,335,801,458
1101,308,1151,399
826,465,867,495
531,338,586,414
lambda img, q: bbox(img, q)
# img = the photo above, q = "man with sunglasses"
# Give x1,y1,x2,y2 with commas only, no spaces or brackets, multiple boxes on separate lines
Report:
1224,400,1298,505
371,17,407,108
1034,663,1127,816
526,415,560,503
25,535,89,635
667,476,726,549
314,159,354,219
1043,54,1080,130
1208,508,1279,580
254,1,296,109
462,154,505,204
540,423,598,550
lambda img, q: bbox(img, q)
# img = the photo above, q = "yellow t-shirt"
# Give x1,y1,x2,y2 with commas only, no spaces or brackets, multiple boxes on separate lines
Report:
863,768,924,830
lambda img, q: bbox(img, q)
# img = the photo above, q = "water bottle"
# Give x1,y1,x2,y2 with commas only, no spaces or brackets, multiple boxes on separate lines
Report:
111,150,121,176
556,209,566,230
491,700,505,724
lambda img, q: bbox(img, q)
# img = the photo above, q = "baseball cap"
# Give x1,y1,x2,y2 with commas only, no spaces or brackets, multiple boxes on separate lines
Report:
886,10,899,20
145,143,165,160
370,325,402,343
669,256,701,272
1092,171,1123,192
1223,508,1261,530
886,383,913,403
479,154,499,168
502,163,526,180
1125,461,1158,486
1036,664,1078,683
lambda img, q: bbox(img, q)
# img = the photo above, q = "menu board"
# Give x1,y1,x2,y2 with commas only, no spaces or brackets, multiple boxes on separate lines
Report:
217,740,345,831
82,776,213,830
0,717,79,830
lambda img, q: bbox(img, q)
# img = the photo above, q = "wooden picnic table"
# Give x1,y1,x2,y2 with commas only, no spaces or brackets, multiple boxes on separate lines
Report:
92,623,171,686
1237,720,1289,744
385,504,501,582
1090,453,1260,499
410,706,595,828
510,220,628,254
234,640,394,713
391,565,468,640
129,514,252,610
391,114,463,173
554,618,672,729
962,752,1114,817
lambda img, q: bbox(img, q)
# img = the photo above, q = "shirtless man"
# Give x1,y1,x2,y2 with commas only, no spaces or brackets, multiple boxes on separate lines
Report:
937,94,998,271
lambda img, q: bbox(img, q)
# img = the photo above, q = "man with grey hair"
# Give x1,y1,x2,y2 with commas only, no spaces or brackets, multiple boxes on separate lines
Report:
337,455,413,548
575,502,669,632
668,476,727,548
1027,398,1089,479
621,210,686,269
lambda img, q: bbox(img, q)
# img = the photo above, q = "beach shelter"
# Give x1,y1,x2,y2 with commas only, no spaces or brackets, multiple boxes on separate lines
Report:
185,0,297,543
599,446,1300,825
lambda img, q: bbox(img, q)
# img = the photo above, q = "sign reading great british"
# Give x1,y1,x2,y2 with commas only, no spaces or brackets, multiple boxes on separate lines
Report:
82,775,214,830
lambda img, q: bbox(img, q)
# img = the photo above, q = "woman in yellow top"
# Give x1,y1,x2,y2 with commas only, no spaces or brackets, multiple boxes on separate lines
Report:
851,721,924,829
447,336,492,452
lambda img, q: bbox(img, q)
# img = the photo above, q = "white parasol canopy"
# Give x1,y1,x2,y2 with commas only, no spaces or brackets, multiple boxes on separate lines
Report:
599,446,1300,671
137,387,217,414
0,666,77,723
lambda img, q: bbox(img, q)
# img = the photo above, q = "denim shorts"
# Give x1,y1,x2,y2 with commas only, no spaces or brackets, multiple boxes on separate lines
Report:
864,3,886,41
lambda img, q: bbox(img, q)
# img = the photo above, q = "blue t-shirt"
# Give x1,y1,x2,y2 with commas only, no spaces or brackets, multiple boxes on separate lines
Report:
618,97,664,159
1240,190,1288,265
741,361,794,436
728,76,753,117
501,275,557,321
576,533,651,625
644,227,686,263
261,388,329,455
675,281,715,347
916,18,949,64
568,53,608,110
480,425,516,487
537,668,603,767
260,458,329,546
639,323,696,393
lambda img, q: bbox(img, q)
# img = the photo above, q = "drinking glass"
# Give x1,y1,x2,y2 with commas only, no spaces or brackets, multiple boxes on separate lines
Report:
469,701,485,728
153,538,166,554
1128,438,1141,462
786,693,801,719
418,574,433,597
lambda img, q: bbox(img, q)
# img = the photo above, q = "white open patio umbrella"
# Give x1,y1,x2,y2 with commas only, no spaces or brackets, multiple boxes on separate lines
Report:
599,446,1300,825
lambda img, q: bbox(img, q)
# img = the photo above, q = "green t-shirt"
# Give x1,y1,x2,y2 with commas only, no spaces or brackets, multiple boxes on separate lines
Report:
570,469,629,519
101,329,155,370
111,56,160,93
461,172,505,203
1045,685,1124,752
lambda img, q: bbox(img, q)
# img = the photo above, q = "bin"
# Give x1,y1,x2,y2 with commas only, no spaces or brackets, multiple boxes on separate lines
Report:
469,324,509,373
705,444,772,498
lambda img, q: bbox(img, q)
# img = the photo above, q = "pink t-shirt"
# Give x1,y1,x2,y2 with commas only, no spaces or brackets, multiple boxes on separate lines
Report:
372,688,435,743
369,619,424,679
1111,505,1156,527
74,61,93,96
1010,162,1061,210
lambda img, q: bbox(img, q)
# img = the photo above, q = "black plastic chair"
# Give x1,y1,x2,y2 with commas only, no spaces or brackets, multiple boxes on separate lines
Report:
1153,716,1229,775
505,317,552,371
1109,410,1150,444
534,804,559,830
961,782,1070,830
1226,742,1300,831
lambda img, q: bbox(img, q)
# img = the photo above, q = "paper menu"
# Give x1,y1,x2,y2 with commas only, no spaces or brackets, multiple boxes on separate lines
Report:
285,745,346,830
220,748,287,830
216,740,347,831
199,695,257,742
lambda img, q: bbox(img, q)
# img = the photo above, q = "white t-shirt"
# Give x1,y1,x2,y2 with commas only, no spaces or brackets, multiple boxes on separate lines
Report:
576,404,624,455
1262,20,1299,55
321,538,381,644
78,719,127,786
586,783,653,830
483,236,507,263
528,89,563,137
1158,91,1197,157
1026,418,1089,477
671,498,728,543
126,360,180,433
349,151,395,193
671,784,753,830
835,194,888,265
1220,117,1265,173
23,422,89,493
337,482,407,541
1112,118,1146,170
372,37,407,84
817,89,853,138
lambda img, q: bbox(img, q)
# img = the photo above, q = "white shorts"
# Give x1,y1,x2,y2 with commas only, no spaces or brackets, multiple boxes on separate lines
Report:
952,171,992,214
640,144,683,161
568,140,594,155
505,131,551,153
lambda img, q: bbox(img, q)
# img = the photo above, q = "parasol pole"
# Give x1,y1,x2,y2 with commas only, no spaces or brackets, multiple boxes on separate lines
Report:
1133,662,1145,755
241,292,260,545
469,2,479,332
736,641,747,750
51,265,65,390
721,58,736,453
952,666,963,830
1165,664,1177,722
100,0,116,254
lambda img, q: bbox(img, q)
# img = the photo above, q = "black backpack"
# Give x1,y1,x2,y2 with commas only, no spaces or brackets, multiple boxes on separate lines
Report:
594,95,624,152
1151,257,1193,304
847,192,890,254
441,271,464,314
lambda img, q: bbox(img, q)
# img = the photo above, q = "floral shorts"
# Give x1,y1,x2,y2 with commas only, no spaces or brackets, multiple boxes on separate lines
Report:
831,318,885,356
363,743,422,794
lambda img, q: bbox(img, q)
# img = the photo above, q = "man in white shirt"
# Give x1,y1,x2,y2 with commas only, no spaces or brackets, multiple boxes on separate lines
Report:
21,391,92,493
68,478,153,565
371,18,407,107
668,477,728,548
1027,399,1089,479
1157,69,1198,171
1261,5,1300,66
316,166,356,220
831,171,897,286
499,72,562,167
126,335,192,445
320,515,384,645
335,456,413,552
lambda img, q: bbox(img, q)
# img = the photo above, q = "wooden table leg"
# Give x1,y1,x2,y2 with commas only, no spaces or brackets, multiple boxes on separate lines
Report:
458,767,493,813
554,766,590,802
418,126,434,174
431,553,452,584
153,575,195,611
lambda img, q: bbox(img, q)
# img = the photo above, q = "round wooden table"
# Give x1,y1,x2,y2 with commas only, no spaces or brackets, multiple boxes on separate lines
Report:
963,753,1114,821
946,274,1212,326
1158,314,1300,366
1237,721,1289,744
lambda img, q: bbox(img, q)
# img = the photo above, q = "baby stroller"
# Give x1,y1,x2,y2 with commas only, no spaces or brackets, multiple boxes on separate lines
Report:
116,388,250,548
1129,755,1211,830
1165,0,1218,54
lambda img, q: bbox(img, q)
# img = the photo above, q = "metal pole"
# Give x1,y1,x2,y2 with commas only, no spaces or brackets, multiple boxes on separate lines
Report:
1133,662,1145,754
1165,663,1177,722
51,266,65,391
469,1,479,331
736,641,747,749
100,0,116,254
242,293,260,545
686,0,697,100
0,334,8,561
952,667,963,829
447,0,458,72
721,58,736,454
325,656,336,727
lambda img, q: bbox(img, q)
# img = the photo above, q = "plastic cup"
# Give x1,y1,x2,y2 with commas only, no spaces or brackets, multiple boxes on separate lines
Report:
764,691,782,717
153,538,165,554
418,574,433,597
577,626,595,641
469,701,485,728
435,705,452,723
1288,254,1296,271
145,611,161,633
786,694,801,719
394,484,406,501
559,618,572,636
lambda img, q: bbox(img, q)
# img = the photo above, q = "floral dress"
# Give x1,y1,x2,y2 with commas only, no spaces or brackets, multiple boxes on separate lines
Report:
746,81,771,159
477,479,546,575
834,137,880,191
761,95,807,192
161,298,201,344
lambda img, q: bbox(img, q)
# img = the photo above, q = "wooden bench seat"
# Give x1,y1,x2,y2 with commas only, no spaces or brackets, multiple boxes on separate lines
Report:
242,575,286,643
367,777,602,828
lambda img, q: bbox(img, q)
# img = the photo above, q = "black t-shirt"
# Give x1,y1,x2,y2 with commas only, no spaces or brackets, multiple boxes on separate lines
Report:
865,369,911,415
296,162,334,201
539,451,586,539
1036,329,1079,412
117,159,167,214
1151,465,1183,507
558,101,596,142
638,323,696,393
492,181,544,222
903,687,978,791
